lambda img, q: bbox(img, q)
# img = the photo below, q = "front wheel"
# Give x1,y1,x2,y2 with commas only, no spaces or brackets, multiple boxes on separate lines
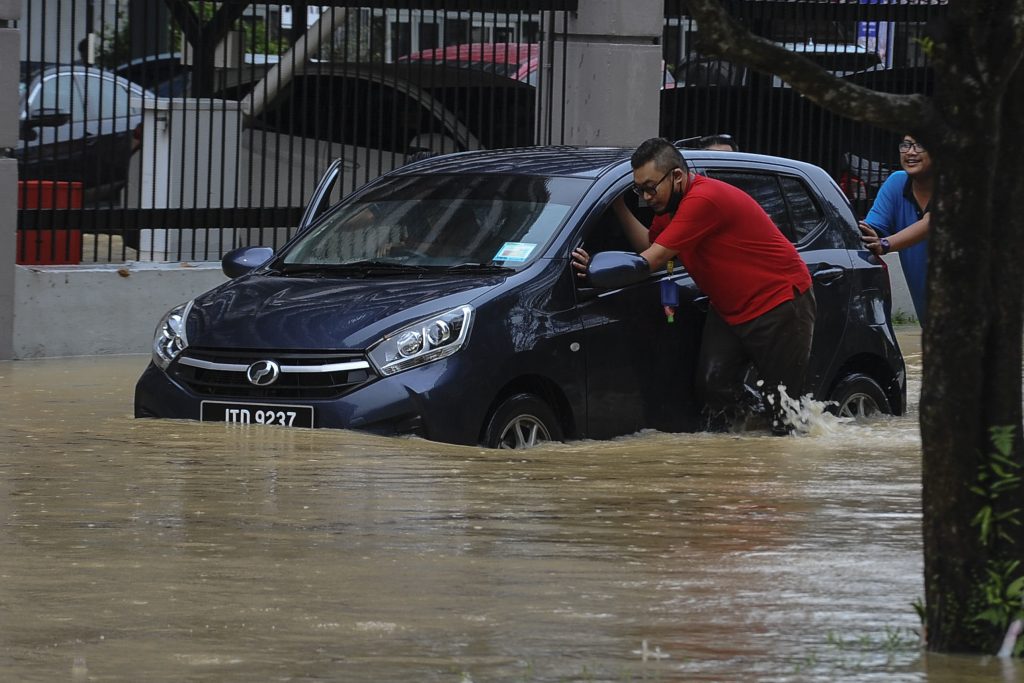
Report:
483,393,563,449
828,373,891,420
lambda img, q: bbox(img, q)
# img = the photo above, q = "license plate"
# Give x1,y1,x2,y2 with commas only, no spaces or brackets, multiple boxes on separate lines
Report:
200,401,314,428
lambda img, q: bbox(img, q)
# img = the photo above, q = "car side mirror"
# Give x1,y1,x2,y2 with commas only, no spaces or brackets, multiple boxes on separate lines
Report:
222,246,274,278
587,251,651,289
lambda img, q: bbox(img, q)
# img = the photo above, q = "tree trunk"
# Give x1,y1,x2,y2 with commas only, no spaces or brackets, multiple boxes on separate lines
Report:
919,4,1024,653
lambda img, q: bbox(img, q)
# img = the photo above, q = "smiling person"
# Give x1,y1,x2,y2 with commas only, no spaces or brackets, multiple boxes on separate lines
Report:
858,134,933,325
572,137,815,435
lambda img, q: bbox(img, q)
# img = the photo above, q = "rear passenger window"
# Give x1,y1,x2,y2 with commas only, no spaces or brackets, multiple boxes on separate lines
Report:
779,176,824,243
705,170,825,245
706,171,794,241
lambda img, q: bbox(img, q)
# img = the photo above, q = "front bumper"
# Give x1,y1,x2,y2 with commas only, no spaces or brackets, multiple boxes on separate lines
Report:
134,357,489,446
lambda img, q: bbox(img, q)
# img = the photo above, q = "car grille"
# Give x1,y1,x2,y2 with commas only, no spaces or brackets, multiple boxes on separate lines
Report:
170,348,376,400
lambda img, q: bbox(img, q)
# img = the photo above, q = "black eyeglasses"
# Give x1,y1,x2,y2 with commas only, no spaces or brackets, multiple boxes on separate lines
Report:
899,141,926,153
632,168,677,197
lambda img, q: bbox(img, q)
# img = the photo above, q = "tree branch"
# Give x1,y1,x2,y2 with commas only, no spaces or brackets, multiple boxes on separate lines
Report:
683,0,947,139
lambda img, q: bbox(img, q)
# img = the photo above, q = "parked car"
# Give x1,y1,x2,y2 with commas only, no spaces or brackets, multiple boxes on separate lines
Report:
229,61,535,156
401,42,678,89
400,42,541,85
661,34,883,168
113,52,191,97
17,64,152,205
134,146,906,448
206,61,536,209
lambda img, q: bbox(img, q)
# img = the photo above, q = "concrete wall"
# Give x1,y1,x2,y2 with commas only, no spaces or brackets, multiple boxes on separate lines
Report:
12,262,227,358
0,4,18,360
883,253,915,322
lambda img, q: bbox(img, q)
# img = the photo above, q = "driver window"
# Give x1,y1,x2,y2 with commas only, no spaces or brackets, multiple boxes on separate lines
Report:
35,74,84,119
82,74,132,119
579,189,636,258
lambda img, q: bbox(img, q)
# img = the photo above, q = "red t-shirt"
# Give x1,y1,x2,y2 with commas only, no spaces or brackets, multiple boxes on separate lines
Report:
650,174,811,326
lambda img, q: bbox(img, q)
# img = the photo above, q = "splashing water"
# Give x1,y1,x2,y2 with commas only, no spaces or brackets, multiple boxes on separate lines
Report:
748,381,849,437
776,385,849,437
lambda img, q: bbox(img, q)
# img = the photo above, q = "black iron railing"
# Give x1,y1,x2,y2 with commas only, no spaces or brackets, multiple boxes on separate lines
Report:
14,0,574,264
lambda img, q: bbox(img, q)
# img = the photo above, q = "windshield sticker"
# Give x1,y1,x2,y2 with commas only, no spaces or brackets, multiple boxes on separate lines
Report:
495,242,536,262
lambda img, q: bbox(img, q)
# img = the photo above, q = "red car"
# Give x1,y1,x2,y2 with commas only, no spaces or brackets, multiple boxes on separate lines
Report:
401,42,677,89
400,43,541,85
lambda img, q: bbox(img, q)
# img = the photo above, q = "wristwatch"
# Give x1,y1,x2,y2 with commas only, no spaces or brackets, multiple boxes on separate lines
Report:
879,237,891,254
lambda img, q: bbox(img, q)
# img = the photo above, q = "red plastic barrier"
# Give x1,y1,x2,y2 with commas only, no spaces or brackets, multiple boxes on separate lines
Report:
16,181,83,265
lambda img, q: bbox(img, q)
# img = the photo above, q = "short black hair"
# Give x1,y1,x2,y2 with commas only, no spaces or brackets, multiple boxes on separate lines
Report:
631,137,685,172
698,134,739,151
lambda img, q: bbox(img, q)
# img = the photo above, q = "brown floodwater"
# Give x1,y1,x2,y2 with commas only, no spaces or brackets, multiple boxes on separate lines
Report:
0,327,1020,682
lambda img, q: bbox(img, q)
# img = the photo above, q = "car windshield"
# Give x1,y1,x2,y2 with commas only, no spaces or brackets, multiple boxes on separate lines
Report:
281,174,590,270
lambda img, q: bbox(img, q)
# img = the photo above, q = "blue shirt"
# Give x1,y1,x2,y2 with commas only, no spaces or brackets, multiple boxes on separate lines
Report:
864,171,928,323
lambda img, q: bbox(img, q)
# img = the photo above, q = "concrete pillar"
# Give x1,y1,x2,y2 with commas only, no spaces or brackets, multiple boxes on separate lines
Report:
0,2,20,360
541,2,663,147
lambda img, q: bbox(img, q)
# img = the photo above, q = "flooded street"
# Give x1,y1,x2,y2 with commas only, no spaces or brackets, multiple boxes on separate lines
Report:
1,327,1019,682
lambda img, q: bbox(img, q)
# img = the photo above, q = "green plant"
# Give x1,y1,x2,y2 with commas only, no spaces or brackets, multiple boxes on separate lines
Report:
95,10,132,68
167,3,290,58
968,426,1023,650
891,311,919,326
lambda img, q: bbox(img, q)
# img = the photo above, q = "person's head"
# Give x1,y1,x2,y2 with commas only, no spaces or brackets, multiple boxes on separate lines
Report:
630,137,688,215
698,134,739,152
77,37,91,64
899,134,932,180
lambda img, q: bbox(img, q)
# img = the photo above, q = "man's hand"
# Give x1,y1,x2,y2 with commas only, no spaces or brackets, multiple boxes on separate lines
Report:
859,221,884,257
571,247,591,280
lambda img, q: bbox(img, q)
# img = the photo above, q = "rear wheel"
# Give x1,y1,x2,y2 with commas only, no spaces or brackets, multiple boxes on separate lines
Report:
828,373,891,419
483,393,563,449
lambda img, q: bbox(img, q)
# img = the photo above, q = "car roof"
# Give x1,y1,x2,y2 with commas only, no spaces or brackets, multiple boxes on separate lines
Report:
391,145,831,180
394,146,632,178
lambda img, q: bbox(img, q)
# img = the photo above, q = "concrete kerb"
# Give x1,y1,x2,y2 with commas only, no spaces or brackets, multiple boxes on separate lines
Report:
13,261,228,359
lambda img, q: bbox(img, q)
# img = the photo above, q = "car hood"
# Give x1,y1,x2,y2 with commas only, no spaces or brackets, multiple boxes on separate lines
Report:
188,273,504,350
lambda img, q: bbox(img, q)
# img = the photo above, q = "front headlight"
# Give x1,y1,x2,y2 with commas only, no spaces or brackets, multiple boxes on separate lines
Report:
368,305,474,376
152,301,193,370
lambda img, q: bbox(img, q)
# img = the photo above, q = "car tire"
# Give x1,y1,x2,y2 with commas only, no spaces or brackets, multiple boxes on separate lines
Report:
828,373,891,419
483,393,563,449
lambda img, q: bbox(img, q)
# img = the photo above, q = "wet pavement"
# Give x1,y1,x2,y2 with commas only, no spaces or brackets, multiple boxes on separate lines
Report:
1,327,1020,681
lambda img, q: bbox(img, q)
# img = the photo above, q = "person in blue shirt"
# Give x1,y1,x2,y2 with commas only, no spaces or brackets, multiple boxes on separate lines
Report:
858,134,934,324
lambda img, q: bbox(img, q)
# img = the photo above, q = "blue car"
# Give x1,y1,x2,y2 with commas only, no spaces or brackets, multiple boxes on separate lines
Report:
134,146,906,448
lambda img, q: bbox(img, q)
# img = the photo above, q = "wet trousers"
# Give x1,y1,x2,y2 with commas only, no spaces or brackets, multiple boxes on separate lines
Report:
695,286,816,433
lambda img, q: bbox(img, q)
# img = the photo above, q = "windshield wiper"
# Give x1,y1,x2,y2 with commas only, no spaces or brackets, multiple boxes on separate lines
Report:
278,261,430,277
442,263,516,273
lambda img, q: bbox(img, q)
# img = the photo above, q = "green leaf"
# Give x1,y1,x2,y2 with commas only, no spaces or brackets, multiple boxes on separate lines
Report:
989,425,1016,457
973,607,1006,626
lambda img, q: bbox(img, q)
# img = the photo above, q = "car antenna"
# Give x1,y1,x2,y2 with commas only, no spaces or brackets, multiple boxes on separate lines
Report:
673,136,702,148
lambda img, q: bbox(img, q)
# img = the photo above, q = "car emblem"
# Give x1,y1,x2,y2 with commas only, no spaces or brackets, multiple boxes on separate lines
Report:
246,360,281,386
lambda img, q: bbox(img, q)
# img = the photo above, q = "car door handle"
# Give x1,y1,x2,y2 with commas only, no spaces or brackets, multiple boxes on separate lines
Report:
812,266,846,285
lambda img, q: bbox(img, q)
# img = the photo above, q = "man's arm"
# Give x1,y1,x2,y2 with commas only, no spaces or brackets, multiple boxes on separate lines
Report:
613,195,653,252
572,194,652,279
638,242,677,272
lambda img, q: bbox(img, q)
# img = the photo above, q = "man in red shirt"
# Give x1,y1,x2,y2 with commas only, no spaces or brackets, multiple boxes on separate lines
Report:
573,138,815,434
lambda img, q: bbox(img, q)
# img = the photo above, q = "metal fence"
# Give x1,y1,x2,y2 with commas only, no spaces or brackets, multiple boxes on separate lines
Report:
13,0,572,264
13,1,941,265
661,0,943,216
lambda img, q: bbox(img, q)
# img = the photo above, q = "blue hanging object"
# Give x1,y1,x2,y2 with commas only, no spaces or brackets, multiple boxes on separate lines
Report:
660,264,679,323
